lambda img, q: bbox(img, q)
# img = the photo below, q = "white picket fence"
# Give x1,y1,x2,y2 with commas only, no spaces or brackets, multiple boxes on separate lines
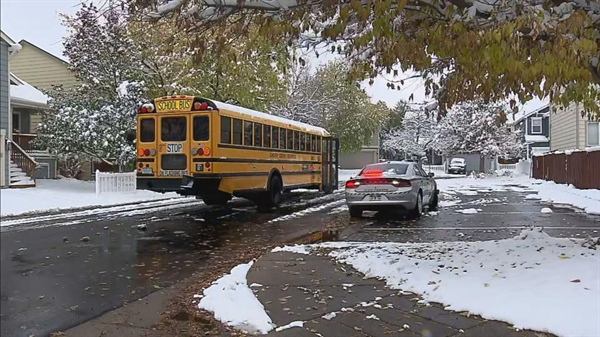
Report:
95,170,137,196
424,165,446,172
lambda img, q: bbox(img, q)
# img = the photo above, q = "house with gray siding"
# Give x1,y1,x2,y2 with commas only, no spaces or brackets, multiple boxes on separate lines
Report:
512,105,551,159
1,30,37,188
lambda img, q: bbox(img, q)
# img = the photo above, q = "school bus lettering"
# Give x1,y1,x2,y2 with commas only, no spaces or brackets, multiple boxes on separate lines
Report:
155,100,192,112
166,143,183,153
159,170,188,176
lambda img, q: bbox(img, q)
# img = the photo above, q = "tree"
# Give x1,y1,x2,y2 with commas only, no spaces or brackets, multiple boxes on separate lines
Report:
127,0,600,118
379,101,408,159
36,4,147,170
271,60,387,152
433,100,523,171
381,108,436,160
128,19,289,111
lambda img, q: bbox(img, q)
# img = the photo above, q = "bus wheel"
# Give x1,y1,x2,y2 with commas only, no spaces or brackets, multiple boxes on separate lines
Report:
202,192,231,206
258,175,282,210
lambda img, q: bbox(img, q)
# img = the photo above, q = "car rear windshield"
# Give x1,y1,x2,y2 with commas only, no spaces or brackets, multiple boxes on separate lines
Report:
360,163,409,175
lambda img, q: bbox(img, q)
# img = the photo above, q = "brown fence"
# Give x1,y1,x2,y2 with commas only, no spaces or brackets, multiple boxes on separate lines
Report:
532,150,600,189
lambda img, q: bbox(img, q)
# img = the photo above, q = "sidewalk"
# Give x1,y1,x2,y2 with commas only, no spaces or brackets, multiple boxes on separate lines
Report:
247,251,555,337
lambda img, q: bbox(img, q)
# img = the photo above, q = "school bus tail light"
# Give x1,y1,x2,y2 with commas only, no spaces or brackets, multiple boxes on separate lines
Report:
138,148,156,157
203,147,211,155
139,103,155,113
197,148,204,155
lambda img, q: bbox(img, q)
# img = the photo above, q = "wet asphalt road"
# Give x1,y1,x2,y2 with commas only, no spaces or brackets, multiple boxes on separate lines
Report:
335,186,600,243
0,191,340,337
1,181,599,337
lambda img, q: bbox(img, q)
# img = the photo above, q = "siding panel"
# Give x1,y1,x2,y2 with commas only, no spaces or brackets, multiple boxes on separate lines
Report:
1,40,10,187
9,43,78,91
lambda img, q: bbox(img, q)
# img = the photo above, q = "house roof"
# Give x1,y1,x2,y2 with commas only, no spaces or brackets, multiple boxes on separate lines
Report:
1,30,16,45
17,39,70,64
513,104,550,124
10,73,49,108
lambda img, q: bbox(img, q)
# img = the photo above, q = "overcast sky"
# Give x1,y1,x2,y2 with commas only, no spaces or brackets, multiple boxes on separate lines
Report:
1,0,548,113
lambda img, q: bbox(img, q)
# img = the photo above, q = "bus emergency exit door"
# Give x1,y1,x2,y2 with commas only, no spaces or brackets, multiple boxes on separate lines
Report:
321,137,339,193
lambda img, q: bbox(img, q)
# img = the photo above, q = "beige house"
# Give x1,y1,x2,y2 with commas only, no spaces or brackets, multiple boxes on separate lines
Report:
338,130,380,169
549,102,600,151
8,40,103,180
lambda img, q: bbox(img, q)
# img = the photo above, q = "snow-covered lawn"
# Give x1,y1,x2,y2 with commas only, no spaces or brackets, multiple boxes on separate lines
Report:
273,228,600,337
0,178,181,217
436,174,600,214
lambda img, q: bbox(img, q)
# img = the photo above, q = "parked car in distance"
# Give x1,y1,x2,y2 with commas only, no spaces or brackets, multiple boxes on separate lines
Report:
448,157,467,174
344,161,439,218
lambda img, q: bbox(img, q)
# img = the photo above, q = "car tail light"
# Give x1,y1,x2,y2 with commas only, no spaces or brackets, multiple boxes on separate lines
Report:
345,180,360,189
391,179,411,187
361,170,383,177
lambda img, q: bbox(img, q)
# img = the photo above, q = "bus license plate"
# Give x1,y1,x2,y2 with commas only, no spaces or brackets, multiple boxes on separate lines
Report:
196,164,204,171
167,143,183,153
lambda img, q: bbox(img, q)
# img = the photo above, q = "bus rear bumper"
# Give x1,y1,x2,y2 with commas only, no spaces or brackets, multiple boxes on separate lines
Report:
136,178,187,194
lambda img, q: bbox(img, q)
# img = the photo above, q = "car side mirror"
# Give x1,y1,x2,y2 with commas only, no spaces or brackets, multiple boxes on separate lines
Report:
427,172,435,178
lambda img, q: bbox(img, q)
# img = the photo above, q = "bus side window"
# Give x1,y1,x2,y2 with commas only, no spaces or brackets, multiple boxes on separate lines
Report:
311,135,317,152
263,125,271,148
280,128,286,149
286,129,293,149
300,133,306,151
254,123,262,147
244,121,253,146
272,127,279,148
233,118,243,145
220,116,231,144
317,136,321,153
294,131,300,151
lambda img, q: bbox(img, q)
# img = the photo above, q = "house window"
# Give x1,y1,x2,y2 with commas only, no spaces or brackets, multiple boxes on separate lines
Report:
12,112,20,132
531,117,542,134
588,122,600,146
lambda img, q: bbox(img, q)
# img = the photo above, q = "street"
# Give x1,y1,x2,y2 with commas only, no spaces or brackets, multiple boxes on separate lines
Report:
1,182,599,337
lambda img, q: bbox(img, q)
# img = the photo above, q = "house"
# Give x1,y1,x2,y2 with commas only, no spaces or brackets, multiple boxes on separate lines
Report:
512,105,551,159
8,39,105,180
339,129,379,169
549,102,600,151
1,30,37,188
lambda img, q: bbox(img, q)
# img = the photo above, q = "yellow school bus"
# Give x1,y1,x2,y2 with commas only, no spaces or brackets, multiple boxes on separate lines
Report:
135,95,339,209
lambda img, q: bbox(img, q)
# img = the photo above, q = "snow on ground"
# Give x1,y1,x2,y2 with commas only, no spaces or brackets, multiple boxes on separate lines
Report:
272,228,600,337
338,169,360,184
198,261,275,334
0,178,181,217
436,174,600,214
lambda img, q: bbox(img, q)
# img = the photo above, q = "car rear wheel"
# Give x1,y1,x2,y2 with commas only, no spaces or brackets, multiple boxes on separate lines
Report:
429,189,439,211
349,206,362,218
411,191,423,218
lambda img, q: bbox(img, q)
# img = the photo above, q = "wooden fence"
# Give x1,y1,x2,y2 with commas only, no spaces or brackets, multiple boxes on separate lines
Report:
532,149,600,189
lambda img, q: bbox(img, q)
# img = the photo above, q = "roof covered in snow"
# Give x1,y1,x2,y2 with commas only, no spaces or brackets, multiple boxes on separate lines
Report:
10,73,49,107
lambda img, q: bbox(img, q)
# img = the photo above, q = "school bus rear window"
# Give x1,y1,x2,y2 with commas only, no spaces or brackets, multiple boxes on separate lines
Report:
140,119,155,142
161,117,186,142
193,116,209,141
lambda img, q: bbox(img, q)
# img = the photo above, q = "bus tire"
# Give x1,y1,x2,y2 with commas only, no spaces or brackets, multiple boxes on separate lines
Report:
202,192,231,206
257,174,282,211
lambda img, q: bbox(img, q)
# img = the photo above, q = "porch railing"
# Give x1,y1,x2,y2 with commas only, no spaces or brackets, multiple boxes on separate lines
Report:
12,133,43,152
9,140,39,180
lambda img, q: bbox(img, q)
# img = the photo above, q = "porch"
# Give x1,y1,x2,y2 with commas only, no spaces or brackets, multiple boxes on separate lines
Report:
12,133,57,181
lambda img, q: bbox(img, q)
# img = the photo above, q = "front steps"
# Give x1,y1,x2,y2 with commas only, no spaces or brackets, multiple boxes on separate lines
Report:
9,161,35,188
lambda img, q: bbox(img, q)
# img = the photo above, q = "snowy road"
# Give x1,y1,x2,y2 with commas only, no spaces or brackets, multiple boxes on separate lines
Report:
0,190,341,337
1,179,598,337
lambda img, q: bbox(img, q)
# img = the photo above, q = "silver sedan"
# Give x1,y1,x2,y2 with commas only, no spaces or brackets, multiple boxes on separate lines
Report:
344,161,439,218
